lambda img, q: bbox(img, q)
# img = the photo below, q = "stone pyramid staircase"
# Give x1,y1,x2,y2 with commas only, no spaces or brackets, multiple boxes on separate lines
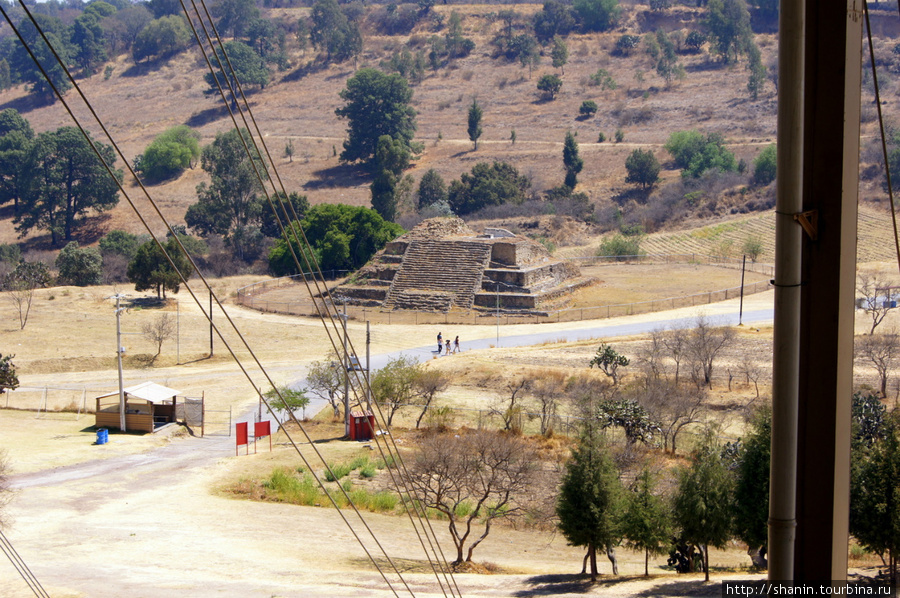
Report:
383,240,492,311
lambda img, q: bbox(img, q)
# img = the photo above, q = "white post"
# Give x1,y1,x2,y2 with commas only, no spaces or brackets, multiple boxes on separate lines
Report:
114,295,127,432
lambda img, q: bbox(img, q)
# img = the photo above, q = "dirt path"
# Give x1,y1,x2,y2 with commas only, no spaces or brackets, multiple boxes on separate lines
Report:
0,293,777,597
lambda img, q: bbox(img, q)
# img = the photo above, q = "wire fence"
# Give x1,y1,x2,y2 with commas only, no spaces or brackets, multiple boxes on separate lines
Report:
235,254,774,325
1,386,108,418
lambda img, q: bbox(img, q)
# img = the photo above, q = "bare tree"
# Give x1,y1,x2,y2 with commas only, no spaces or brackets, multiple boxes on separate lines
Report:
2,260,51,330
305,355,345,420
531,369,567,436
662,327,688,385
687,316,735,389
413,368,449,429
638,329,667,382
739,355,763,398
857,273,899,335
590,344,629,385
142,313,175,359
408,430,538,565
636,378,705,455
490,377,531,432
856,332,900,397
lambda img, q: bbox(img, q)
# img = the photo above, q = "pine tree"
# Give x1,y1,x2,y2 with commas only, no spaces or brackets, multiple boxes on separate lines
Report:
622,467,672,575
562,131,583,189
467,99,483,151
557,426,624,581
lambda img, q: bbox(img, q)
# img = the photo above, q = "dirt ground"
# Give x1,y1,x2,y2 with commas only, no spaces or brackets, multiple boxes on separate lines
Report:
0,277,894,597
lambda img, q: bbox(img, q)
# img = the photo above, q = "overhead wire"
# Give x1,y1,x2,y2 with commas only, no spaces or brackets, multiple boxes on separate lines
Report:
0,528,50,598
178,3,461,594
0,5,414,596
3,3,461,596
863,0,900,275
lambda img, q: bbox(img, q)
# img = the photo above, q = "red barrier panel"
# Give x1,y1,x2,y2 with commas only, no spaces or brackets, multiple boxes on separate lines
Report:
236,422,248,456
254,421,271,453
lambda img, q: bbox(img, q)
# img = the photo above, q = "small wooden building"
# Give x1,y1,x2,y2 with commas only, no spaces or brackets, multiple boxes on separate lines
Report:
95,382,181,433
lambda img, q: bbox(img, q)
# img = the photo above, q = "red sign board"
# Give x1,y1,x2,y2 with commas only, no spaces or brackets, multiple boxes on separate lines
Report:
236,422,248,456
254,420,272,453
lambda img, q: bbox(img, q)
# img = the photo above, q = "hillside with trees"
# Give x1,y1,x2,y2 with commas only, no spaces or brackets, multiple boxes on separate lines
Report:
0,0,896,278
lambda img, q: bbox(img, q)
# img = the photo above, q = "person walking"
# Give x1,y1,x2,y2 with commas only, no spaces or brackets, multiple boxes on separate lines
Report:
437,331,443,354
453,336,460,353
446,339,451,355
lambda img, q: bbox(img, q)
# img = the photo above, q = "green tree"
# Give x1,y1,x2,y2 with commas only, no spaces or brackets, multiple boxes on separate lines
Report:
557,427,624,581
0,109,35,212
135,125,201,183
259,191,309,239
746,41,766,100
268,204,403,275
533,1,576,43
335,68,417,166
132,15,192,62
99,230,144,260
16,127,121,247
551,36,569,74
665,130,736,179
204,41,269,96
371,354,418,427
309,0,362,63
589,343,629,384
851,420,900,587
417,169,447,209
579,100,598,118
69,11,108,75
537,73,563,100
625,149,661,189
664,130,707,169
0,354,18,394
733,406,771,568
264,384,311,421
213,0,260,38
655,29,681,85
752,144,776,186
622,468,672,575
704,0,752,64
573,0,620,33
444,11,474,59
562,131,583,189
9,14,73,101
148,0,182,18
507,34,540,76
369,135,411,223
467,98,483,151
185,128,266,260
55,241,103,286
673,428,735,581
598,233,643,260
127,237,194,299
447,161,531,216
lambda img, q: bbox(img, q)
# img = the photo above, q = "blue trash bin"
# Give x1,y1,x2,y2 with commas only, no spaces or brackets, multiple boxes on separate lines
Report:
96,428,108,445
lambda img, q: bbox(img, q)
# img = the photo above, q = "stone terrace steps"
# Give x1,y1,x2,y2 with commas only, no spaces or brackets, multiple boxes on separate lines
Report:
384,240,491,311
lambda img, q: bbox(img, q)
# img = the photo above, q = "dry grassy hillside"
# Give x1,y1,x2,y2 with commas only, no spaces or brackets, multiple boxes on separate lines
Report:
0,2,895,259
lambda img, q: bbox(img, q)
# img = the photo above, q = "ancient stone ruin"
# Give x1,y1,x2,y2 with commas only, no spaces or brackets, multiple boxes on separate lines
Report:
330,217,594,313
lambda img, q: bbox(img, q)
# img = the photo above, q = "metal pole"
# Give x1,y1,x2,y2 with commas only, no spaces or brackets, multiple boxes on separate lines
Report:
176,298,180,365
114,295,126,432
343,301,349,438
209,290,214,357
769,0,804,580
366,320,371,410
496,283,500,348
739,254,747,326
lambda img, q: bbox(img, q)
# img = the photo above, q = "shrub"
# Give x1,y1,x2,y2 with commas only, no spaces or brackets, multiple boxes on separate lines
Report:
56,242,103,286
588,68,617,89
625,149,661,189
135,125,200,183
598,233,643,259
579,100,598,118
324,462,353,482
614,129,625,143
752,144,777,186
614,34,640,56
537,74,563,100
447,161,531,216
597,132,606,143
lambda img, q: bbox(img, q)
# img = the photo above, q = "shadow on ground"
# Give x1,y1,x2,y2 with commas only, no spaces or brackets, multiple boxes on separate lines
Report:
514,574,721,597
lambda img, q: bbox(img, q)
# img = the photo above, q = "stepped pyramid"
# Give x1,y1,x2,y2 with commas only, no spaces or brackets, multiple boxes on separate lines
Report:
331,217,595,313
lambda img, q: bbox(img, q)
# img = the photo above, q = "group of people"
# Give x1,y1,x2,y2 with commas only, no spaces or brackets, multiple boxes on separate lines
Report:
436,331,460,355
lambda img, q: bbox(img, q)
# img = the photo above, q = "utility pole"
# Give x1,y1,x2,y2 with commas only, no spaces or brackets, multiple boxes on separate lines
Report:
739,254,746,326
342,301,349,438
209,289,214,357
111,294,127,432
366,320,371,410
